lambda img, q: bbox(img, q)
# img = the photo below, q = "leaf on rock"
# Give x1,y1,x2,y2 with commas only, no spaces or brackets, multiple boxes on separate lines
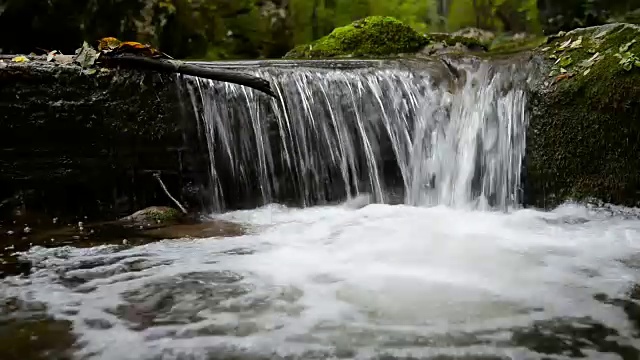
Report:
554,73,572,83
11,56,29,63
580,52,600,68
97,37,173,59
559,56,573,67
75,41,99,68
98,37,122,52
46,50,59,62
570,36,583,49
54,55,74,65
559,38,572,50
620,39,637,53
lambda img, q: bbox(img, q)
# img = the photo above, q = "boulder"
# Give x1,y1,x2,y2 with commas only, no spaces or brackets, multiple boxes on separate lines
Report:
284,17,507,59
0,57,211,222
284,16,429,59
526,23,640,207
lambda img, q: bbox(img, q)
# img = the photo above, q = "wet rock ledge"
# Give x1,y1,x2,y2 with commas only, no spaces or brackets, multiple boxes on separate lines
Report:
0,57,209,222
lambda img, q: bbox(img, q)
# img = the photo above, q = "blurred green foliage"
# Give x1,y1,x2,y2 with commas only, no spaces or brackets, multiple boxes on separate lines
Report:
0,0,638,59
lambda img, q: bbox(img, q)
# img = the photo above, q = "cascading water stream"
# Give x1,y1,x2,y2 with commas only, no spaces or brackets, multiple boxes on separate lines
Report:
185,59,533,211
3,59,640,360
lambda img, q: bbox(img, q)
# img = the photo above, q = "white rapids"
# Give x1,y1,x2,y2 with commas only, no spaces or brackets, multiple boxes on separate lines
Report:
3,202,640,359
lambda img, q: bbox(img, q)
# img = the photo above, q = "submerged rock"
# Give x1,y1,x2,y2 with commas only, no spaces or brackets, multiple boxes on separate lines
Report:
122,206,184,225
0,299,76,359
526,23,640,208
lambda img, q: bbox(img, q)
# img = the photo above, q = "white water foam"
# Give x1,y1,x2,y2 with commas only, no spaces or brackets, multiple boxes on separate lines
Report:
3,202,640,359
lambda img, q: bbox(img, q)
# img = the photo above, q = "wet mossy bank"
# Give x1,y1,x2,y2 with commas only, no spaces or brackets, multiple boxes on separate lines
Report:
525,24,640,208
0,59,212,222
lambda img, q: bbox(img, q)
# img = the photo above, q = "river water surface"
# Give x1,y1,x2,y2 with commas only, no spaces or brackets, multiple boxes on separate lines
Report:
4,201,640,359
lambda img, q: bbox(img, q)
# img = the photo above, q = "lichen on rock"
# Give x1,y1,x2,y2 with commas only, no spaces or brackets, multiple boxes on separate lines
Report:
526,23,640,208
284,16,429,59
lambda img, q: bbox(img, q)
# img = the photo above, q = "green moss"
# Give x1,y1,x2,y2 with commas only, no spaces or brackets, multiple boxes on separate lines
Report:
284,16,429,59
123,206,184,224
147,207,183,223
527,24,640,208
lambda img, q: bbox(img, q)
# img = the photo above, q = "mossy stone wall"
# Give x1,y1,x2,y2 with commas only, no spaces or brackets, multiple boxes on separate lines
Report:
0,62,210,221
526,24,640,207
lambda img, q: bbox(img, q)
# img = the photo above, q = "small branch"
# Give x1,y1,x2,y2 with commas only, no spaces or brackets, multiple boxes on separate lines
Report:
102,54,277,97
153,173,188,214
441,58,461,81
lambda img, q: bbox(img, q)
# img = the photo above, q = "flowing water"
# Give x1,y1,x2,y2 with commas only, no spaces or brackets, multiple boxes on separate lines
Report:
184,59,531,211
2,60,640,359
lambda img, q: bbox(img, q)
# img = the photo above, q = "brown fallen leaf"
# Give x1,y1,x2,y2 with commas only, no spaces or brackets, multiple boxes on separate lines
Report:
553,73,573,84
98,36,173,59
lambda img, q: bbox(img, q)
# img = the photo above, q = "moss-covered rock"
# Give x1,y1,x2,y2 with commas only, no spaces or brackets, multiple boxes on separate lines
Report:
418,32,489,56
452,28,496,46
122,206,184,225
284,16,429,59
489,33,547,54
526,23,640,208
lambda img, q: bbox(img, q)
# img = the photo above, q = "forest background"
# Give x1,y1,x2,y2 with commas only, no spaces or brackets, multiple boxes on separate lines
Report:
1,0,639,60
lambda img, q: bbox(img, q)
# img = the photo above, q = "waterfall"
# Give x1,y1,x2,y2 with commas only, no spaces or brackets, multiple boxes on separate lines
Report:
184,59,533,212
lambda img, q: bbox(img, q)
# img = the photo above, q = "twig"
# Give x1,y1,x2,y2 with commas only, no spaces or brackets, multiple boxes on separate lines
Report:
153,173,188,214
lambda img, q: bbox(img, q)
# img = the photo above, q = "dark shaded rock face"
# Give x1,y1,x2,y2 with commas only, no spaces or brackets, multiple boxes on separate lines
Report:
525,24,640,208
0,61,209,222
